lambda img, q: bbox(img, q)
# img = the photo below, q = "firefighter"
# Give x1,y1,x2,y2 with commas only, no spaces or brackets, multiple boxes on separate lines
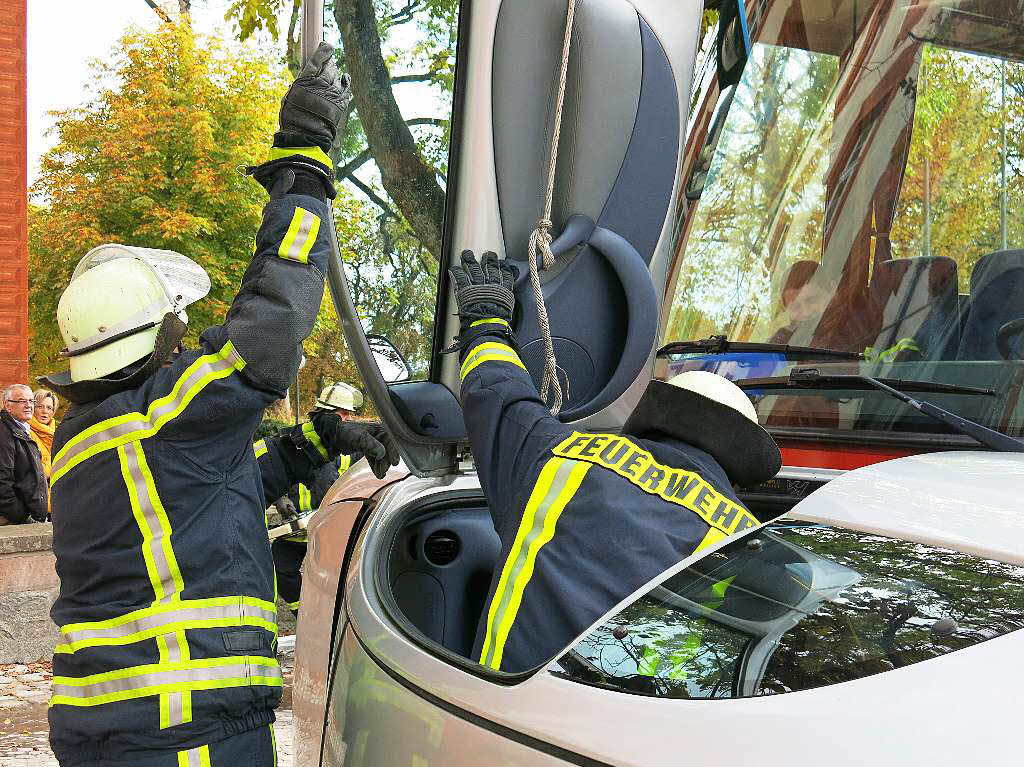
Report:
39,44,396,766
449,250,782,674
261,382,373,614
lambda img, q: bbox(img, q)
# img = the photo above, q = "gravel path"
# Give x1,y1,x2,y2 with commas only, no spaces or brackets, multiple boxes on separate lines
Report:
0,641,296,767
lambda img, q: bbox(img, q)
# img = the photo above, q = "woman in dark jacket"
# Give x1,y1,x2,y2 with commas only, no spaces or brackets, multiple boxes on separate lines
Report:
0,384,48,524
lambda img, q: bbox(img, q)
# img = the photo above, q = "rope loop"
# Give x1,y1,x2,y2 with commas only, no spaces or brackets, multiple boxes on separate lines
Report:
527,0,578,416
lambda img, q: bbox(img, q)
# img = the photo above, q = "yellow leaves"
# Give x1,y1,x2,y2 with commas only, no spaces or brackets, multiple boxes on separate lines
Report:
28,22,287,380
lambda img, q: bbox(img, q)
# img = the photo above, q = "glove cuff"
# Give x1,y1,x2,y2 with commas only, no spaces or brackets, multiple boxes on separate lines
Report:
274,130,332,154
245,153,337,201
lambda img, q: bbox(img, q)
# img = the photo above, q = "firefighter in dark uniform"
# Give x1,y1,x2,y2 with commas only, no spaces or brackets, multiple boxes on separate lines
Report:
448,251,783,674
39,44,396,766
259,382,376,614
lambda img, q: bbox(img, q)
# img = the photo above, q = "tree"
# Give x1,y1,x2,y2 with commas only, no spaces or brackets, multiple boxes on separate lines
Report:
29,24,289,379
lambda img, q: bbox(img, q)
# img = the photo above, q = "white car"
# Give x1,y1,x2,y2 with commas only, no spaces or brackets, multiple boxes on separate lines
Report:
291,0,1024,764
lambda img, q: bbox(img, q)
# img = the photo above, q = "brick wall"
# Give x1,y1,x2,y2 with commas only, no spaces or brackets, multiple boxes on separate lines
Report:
0,0,27,387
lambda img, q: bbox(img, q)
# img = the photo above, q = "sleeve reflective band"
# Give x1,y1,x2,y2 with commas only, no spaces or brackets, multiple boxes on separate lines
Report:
268,146,334,169
178,745,211,767
460,342,525,381
253,440,268,459
301,421,330,461
278,207,321,264
285,600,301,611
338,454,351,475
297,483,313,512
469,318,510,329
478,457,592,670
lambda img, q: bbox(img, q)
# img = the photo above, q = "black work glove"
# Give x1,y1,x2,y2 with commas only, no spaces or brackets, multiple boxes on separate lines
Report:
311,412,399,480
276,42,352,152
246,43,352,201
448,250,518,333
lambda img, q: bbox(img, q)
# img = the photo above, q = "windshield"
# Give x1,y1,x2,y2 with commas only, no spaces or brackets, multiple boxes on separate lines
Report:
665,0,1024,441
556,523,1024,698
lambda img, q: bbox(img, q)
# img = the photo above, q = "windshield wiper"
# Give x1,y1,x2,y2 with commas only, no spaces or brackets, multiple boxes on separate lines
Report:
737,368,1024,453
657,335,864,361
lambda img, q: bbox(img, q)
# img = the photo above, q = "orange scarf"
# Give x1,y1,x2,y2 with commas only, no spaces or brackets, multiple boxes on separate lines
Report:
29,416,55,478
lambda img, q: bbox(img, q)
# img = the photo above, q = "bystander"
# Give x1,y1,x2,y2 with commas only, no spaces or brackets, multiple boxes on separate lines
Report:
30,389,58,514
0,384,47,524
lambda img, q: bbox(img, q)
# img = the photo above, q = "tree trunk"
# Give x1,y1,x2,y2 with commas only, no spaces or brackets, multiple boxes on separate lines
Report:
178,0,190,14
286,0,302,76
334,0,446,259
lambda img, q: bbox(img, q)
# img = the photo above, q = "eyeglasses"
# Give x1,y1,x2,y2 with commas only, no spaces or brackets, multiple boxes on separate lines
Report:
6,399,34,406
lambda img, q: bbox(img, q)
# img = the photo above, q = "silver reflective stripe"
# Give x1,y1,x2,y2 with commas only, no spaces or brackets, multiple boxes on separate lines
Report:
51,344,244,481
61,602,278,645
52,661,283,700
162,632,185,727
121,442,178,600
180,747,203,767
285,209,316,261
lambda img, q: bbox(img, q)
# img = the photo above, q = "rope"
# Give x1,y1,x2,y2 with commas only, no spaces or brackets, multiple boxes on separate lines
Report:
527,0,578,416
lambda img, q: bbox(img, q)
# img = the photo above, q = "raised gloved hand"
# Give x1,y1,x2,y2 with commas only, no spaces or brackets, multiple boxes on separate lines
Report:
448,250,518,332
311,411,399,479
276,42,352,152
247,42,352,201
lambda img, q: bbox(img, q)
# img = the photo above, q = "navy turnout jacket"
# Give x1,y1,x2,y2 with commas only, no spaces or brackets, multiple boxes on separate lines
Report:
459,322,761,674
48,194,331,764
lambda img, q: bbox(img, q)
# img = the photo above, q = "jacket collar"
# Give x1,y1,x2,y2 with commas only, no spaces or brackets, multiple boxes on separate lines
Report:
1,410,33,440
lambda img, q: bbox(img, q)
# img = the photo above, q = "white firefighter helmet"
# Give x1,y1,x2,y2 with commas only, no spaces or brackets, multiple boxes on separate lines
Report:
666,370,759,423
57,245,211,382
315,382,363,412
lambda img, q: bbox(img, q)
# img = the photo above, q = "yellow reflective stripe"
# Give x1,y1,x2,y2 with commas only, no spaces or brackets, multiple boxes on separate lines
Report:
298,483,313,512
469,318,510,329
268,145,333,168
479,457,591,670
460,342,525,380
271,724,278,767
253,439,268,459
301,421,329,461
58,596,277,636
178,744,211,767
552,432,760,535
51,342,245,485
285,600,301,611
55,616,278,654
278,207,321,264
338,454,351,475
51,656,282,708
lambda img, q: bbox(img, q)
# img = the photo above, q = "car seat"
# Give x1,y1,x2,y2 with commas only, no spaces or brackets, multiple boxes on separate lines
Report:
958,249,1024,360
868,256,958,359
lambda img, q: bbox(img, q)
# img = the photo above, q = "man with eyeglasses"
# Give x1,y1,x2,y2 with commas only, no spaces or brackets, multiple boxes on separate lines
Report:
0,384,48,525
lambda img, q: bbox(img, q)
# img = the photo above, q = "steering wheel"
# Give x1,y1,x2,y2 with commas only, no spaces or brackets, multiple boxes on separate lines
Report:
997,318,1024,360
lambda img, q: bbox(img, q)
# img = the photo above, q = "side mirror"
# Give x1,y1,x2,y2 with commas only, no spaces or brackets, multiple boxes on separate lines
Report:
716,0,750,88
367,335,412,383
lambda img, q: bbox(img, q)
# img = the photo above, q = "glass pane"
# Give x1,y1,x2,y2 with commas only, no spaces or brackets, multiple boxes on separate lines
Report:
559,524,1024,699
326,1,460,381
664,0,1024,441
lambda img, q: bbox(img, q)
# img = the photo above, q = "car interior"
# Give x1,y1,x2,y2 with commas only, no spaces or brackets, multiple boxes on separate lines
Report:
382,491,803,661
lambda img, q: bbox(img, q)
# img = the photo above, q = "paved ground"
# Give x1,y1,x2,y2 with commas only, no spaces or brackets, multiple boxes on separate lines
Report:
0,637,297,767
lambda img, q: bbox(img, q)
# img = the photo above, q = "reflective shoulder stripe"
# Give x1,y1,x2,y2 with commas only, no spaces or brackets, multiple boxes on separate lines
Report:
297,483,313,512
469,317,510,329
460,342,526,381
51,341,246,486
479,456,591,670
552,431,760,536
268,145,333,168
301,421,329,461
253,439,268,459
55,597,278,654
178,745,212,767
278,206,321,264
50,656,282,708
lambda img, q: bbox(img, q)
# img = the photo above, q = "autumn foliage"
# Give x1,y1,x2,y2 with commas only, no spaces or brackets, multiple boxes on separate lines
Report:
29,24,288,379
